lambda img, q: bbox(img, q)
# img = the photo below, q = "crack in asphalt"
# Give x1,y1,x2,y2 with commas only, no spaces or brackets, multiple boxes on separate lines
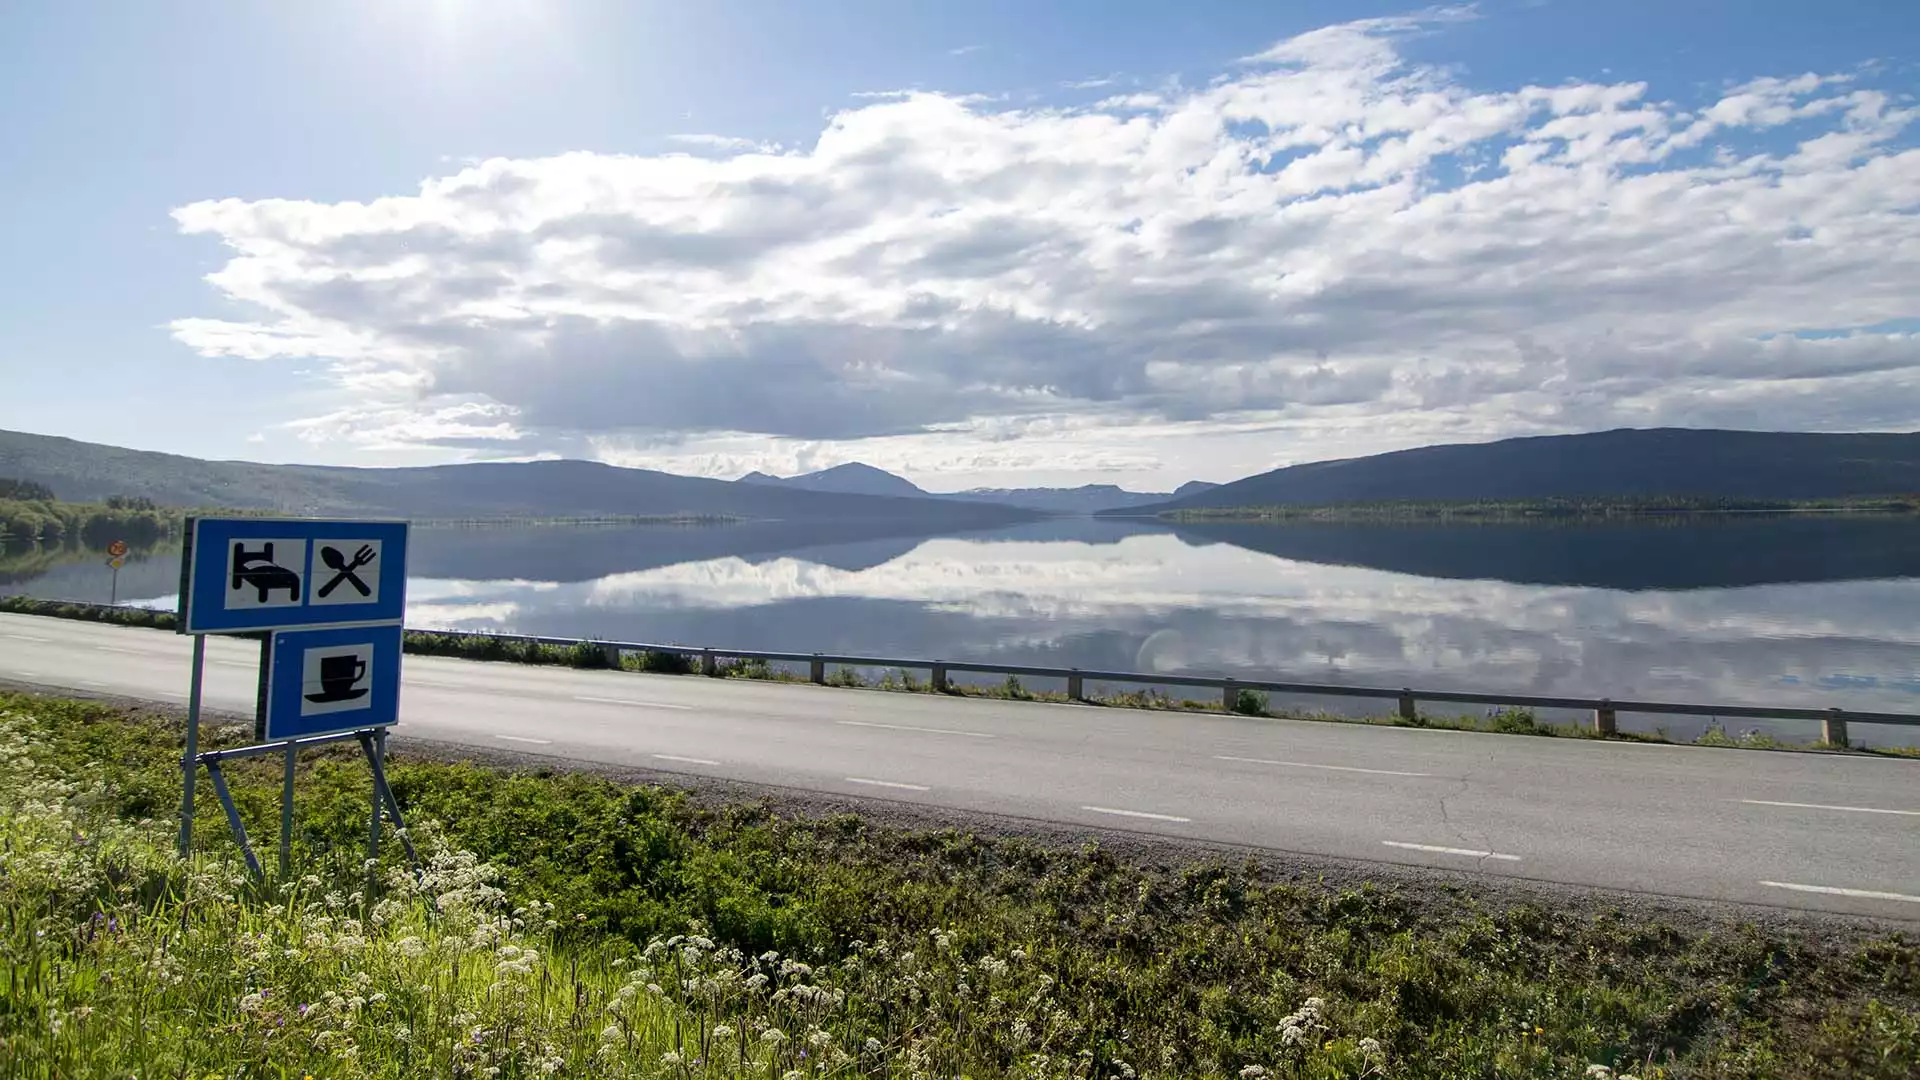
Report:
1436,744,1502,870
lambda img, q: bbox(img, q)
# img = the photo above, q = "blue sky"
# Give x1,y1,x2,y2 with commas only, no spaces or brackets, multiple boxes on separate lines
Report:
2,1,1916,489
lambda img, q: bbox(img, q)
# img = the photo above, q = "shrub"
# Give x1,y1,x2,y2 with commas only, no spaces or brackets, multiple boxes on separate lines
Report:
635,650,695,675
1231,688,1270,716
1485,706,1543,735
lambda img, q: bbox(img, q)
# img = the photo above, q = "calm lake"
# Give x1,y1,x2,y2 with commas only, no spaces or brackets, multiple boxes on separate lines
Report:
8,515,1920,746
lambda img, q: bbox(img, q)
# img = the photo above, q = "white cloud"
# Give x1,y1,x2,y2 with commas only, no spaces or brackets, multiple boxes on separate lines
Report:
666,133,786,154
169,8,1920,485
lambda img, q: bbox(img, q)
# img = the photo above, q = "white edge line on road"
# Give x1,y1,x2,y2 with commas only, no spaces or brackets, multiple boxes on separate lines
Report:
1082,805,1191,823
11,670,38,677
573,695,694,710
1383,840,1522,861
1216,755,1432,777
654,754,720,765
846,777,931,791
1742,799,1920,817
94,646,145,655
213,660,257,669
837,719,996,739
1760,881,1920,904
495,735,552,745
2,633,51,642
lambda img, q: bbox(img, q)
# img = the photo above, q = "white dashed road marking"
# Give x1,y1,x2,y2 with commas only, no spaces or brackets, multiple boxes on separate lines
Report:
1760,881,1920,904
1216,755,1432,777
846,777,931,791
95,646,144,655
1742,799,1919,817
494,735,552,745
1082,805,1191,823
2,633,51,642
573,695,693,710
837,720,995,739
1383,841,1521,862
654,754,720,765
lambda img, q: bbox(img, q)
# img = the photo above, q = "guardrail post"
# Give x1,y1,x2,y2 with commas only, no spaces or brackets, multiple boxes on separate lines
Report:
1222,680,1237,712
1824,709,1849,748
930,664,948,693
810,655,826,684
1593,701,1617,736
1067,671,1084,701
602,644,623,669
701,649,718,677
1398,691,1417,722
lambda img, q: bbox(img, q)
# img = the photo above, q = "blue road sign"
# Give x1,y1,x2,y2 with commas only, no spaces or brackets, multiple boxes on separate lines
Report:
180,518,409,634
259,624,403,741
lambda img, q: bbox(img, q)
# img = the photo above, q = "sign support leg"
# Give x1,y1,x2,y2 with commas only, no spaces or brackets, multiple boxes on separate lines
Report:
366,732,382,883
178,634,205,857
206,761,262,879
361,727,418,867
280,746,296,878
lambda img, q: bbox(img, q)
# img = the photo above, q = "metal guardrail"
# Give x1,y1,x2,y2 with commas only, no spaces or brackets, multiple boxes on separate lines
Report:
407,627,1918,746
8,597,1916,745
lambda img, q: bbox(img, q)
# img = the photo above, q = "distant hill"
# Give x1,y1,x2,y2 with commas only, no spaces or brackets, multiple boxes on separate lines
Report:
1173,480,1221,498
1115,429,1920,515
0,429,1038,527
739,461,1194,513
741,462,929,499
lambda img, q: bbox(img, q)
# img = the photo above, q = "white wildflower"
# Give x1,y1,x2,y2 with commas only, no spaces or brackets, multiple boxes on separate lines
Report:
712,1024,736,1040
1240,1066,1267,1079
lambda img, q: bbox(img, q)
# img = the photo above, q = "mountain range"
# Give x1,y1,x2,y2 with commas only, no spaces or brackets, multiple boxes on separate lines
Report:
0,429,1035,527
737,461,1213,512
1118,428,1920,515
7,426,1918,525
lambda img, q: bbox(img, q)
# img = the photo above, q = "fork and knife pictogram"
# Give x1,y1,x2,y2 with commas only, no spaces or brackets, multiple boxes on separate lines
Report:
318,544,377,598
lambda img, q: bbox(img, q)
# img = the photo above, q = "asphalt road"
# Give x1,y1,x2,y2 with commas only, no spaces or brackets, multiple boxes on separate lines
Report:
4,612,1917,919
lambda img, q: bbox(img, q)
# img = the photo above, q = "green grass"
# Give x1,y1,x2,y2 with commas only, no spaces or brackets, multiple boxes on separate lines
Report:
4,596,1914,758
3,693,1919,1078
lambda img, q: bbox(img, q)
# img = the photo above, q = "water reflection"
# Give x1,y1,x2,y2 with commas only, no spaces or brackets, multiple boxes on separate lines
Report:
7,516,1919,743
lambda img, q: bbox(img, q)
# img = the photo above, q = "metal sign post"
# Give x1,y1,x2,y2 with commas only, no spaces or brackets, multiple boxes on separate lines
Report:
174,517,411,876
106,540,127,607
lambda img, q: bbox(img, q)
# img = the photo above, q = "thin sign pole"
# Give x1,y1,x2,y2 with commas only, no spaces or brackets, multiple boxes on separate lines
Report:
178,634,206,857
280,746,296,878
367,729,383,893
109,564,119,607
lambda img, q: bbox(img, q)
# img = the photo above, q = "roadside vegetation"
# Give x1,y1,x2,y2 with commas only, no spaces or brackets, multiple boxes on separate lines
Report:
4,691,1918,1078
1164,495,1920,524
5,596,1916,759
0,478,177,546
